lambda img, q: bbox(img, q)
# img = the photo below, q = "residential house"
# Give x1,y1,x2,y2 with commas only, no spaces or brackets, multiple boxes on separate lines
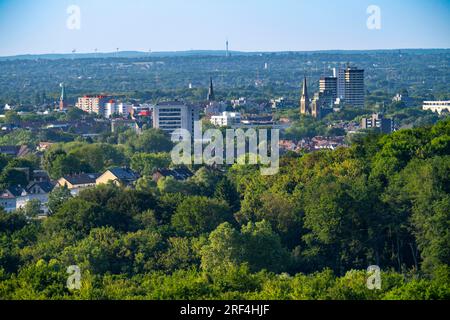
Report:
153,167,194,183
16,181,55,214
57,173,100,195
31,170,51,183
1,182,55,214
37,142,54,152
0,186,26,212
0,145,30,158
96,168,140,187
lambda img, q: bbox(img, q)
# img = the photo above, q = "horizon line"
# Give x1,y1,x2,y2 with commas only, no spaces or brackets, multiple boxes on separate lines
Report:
1,47,449,59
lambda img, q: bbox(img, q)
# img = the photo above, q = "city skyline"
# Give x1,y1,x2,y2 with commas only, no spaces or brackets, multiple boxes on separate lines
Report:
0,0,449,56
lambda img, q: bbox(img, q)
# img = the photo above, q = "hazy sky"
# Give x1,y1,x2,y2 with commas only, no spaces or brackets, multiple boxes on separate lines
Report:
0,0,449,56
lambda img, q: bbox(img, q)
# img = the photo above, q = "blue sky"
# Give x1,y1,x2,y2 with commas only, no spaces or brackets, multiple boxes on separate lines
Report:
0,0,449,56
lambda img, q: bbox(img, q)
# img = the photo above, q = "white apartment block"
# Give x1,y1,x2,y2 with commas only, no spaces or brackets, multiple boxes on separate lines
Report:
210,112,241,127
423,101,450,115
76,96,110,115
105,102,133,118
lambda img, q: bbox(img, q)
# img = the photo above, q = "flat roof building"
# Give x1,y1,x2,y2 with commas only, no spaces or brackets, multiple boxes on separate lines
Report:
423,101,450,115
344,67,365,108
152,102,199,135
210,112,241,127
361,113,394,134
76,95,110,115
319,76,338,101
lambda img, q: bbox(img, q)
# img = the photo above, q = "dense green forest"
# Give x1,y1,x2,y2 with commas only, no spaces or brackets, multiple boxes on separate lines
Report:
0,119,449,300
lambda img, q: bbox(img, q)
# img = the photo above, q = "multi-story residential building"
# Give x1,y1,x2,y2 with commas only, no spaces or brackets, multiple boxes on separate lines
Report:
210,112,241,127
333,67,346,100
333,66,365,107
423,101,450,115
104,101,134,118
152,102,199,135
118,103,133,117
344,66,365,107
319,76,338,104
76,95,110,115
361,113,394,134
104,100,118,118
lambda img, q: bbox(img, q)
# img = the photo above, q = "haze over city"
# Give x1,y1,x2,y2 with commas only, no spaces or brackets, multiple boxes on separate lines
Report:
0,0,449,56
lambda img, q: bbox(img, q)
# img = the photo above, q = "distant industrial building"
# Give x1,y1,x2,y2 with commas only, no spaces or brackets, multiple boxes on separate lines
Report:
152,101,199,135
423,101,450,115
361,113,394,134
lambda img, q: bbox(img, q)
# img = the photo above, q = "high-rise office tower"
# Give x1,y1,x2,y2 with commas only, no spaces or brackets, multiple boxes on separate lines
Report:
320,76,337,98
333,68,346,100
152,101,199,135
300,77,311,115
319,76,338,106
344,66,365,107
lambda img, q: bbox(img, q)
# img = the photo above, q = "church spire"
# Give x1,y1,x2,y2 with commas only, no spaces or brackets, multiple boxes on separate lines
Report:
59,83,67,111
207,77,215,101
302,76,308,100
300,76,310,115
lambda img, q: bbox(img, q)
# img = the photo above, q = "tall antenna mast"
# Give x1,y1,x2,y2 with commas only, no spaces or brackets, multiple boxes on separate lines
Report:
226,39,229,58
